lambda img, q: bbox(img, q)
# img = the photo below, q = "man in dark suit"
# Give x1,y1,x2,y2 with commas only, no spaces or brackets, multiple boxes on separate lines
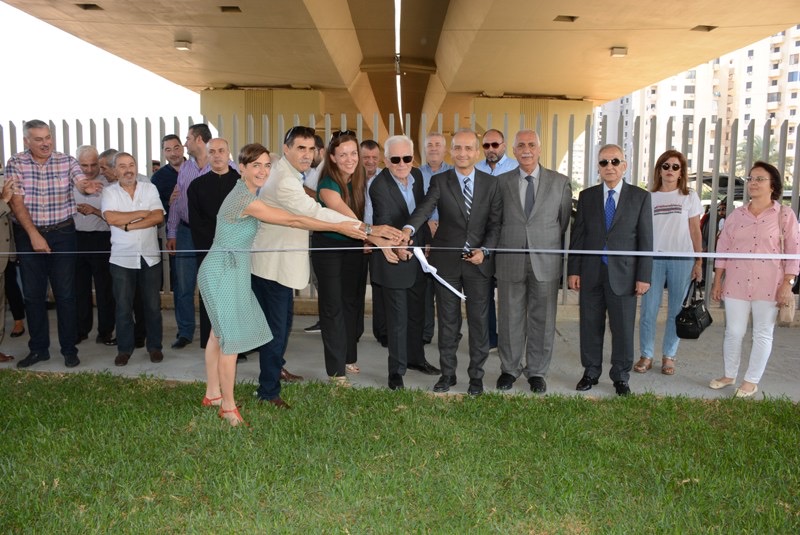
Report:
495,130,572,393
568,144,653,396
368,134,439,390
403,129,502,396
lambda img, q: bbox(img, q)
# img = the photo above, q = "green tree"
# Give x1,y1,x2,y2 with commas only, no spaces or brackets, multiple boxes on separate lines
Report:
735,135,794,179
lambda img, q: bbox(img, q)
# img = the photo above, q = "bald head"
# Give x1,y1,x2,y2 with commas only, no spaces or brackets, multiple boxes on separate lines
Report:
207,138,231,174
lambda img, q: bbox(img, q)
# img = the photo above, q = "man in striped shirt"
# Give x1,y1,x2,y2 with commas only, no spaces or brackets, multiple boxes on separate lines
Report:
7,119,100,369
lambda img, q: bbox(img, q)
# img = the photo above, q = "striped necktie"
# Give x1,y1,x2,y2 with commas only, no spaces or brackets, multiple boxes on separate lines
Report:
464,176,473,217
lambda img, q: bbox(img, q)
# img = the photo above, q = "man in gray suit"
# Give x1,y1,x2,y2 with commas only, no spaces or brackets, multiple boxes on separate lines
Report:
568,144,653,395
403,129,502,396
495,130,572,393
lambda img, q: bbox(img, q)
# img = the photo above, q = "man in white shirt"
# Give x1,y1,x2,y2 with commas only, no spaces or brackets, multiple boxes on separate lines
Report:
102,152,165,367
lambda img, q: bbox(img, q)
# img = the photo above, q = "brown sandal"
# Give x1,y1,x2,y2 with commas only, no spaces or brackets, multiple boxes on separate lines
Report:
661,357,675,376
633,357,652,373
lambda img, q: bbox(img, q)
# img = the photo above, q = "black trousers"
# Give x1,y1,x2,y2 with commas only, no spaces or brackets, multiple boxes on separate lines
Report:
75,230,115,338
310,233,366,377
382,268,427,376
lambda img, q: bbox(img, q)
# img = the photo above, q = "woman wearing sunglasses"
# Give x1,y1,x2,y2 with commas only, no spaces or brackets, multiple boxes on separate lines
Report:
635,150,703,376
709,161,799,397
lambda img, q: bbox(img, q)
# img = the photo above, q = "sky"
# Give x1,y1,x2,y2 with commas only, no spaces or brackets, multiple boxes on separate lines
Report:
0,2,200,160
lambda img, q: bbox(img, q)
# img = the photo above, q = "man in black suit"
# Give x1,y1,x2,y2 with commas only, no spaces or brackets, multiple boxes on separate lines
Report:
368,135,439,390
403,129,502,396
567,144,653,396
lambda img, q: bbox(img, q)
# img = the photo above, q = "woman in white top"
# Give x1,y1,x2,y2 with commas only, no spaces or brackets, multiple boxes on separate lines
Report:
635,150,703,375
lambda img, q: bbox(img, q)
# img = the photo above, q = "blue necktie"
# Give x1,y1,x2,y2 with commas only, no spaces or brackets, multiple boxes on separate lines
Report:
602,190,616,265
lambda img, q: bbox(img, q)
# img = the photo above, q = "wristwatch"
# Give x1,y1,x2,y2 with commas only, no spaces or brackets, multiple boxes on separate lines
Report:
481,247,491,258
788,277,797,286
365,224,372,236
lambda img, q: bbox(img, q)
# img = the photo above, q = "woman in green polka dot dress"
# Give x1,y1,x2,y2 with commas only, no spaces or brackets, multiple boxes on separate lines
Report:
198,143,366,427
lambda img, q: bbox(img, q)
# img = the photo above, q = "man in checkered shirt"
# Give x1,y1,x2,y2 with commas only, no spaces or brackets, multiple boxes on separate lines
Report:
7,119,100,369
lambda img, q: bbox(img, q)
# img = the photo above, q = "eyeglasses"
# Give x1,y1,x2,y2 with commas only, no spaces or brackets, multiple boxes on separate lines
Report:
745,176,770,183
599,158,623,167
389,155,413,164
660,163,681,171
283,126,315,144
482,142,501,149
332,129,356,138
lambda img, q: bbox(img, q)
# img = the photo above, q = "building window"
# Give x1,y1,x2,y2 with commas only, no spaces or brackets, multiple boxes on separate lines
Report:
748,49,754,58
745,97,751,105
773,46,781,53
687,70,697,79
790,53,800,65
792,92,798,98
791,109,797,116
683,100,695,109
790,126,796,135
773,62,780,70
747,66,753,74
770,112,776,119
746,81,753,90
684,86,695,94
772,79,779,86
744,114,751,121
650,86,657,95
789,71,800,82
670,100,677,107
768,92,781,103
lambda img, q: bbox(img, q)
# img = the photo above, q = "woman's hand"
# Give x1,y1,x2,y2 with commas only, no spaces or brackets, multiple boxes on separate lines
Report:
371,224,404,244
777,280,795,307
691,261,703,282
710,278,723,302
336,221,368,240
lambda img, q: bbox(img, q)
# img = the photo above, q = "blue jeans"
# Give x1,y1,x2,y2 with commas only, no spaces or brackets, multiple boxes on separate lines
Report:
14,222,78,358
251,276,293,401
173,223,197,340
110,260,163,354
639,257,693,359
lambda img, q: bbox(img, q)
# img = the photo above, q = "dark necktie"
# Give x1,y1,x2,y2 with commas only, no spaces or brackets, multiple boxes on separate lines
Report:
602,189,616,265
524,175,535,218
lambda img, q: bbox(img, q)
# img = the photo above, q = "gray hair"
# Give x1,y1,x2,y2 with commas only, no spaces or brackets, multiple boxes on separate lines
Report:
425,132,446,144
112,151,134,167
384,135,414,157
23,119,49,138
76,145,98,160
598,143,624,157
99,148,118,162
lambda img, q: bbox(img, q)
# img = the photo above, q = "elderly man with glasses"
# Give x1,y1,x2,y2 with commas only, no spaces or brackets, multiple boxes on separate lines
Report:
567,144,653,396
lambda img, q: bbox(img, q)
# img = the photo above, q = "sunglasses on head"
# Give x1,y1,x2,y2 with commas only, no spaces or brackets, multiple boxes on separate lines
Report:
482,142,501,149
332,129,356,138
599,158,623,167
389,155,413,164
283,125,316,144
661,163,681,171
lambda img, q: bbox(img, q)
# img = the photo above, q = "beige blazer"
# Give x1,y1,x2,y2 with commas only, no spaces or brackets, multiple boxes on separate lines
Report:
250,156,354,289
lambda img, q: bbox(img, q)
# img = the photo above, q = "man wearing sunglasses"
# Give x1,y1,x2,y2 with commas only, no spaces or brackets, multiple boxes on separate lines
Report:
475,129,518,176
495,130,572,394
403,129,502,396
567,144,653,396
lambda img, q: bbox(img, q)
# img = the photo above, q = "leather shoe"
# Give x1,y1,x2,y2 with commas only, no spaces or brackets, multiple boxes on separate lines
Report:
467,379,484,396
576,375,599,391
528,376,547,393
613,381,631,396
433,375,457,393
0,351,14,362
407,361,440,375
388,373,404,390
64,355,80,368
10,326,25,338
496,373,516,391
171,336,191,349
96,334,117,345
114,353,131,366
280,367,304,382
17,352,50,368
149,350,164,363
263,396,291,409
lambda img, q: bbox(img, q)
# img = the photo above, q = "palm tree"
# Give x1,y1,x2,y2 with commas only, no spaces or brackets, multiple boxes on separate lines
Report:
735,135,794,179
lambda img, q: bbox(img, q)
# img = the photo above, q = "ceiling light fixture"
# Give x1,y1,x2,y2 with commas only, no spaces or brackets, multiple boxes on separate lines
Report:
174,40,192,51
610,46,627,58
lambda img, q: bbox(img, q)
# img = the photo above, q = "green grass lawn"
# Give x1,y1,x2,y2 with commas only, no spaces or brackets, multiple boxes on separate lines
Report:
2,370,799,533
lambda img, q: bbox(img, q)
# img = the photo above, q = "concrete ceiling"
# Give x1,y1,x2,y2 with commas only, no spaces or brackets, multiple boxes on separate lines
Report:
5,0,799,135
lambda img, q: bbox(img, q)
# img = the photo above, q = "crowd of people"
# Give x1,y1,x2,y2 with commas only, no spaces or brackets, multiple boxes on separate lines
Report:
1,119,798,426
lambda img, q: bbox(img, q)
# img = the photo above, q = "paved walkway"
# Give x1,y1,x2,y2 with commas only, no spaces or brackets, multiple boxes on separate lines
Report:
3,293,799,401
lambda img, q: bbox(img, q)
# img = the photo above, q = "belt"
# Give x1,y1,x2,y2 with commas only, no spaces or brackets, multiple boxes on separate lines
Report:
179,220,191,229
35,219,74,233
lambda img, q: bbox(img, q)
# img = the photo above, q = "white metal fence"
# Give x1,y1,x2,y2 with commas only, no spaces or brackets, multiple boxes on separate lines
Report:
2,112,799,300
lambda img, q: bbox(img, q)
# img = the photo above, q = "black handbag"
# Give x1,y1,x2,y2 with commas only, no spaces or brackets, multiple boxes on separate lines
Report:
675,281,713,339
